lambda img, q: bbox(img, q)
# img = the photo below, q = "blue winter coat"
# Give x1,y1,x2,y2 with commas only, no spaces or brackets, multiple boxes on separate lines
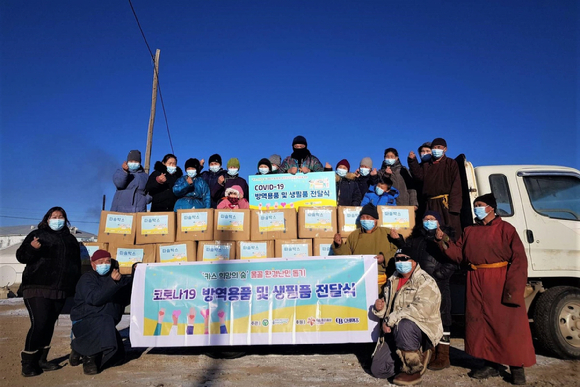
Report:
361,185,400,206
173,176,211,211
111,168,151,213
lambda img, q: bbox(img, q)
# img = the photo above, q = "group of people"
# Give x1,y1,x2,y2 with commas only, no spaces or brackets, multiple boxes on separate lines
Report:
15,135,535,384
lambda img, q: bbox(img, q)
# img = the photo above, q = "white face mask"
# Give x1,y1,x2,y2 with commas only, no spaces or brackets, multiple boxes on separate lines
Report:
336,168,347,178
209,165,220,173
228,168,239,176
187,169,197,178
359,167,370,176
272,166,278,172
384,158,396,166
259,167,269,175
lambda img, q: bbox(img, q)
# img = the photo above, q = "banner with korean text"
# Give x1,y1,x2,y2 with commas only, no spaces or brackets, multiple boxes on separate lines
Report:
248,171,337,210
129,255,378,347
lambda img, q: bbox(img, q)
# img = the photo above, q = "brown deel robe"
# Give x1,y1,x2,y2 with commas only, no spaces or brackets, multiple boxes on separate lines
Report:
440,217,536,367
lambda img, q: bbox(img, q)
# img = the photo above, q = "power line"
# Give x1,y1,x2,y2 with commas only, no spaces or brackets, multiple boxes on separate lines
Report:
0,215,99,224
127,0,175,154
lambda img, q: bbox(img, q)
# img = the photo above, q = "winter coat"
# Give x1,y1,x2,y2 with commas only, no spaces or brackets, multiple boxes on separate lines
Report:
111,167,151,213
200,168,228,208
355,174,378,201
372,264,443,347
381,160,418,207
336,173,362,206
173,176,211,210
146,161,183,212
361,185,400,206
16,226,81,298
210,175,249,205
279,154,324,173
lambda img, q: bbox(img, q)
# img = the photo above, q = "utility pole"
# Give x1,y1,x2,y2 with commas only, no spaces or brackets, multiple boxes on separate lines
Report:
144,49,160,174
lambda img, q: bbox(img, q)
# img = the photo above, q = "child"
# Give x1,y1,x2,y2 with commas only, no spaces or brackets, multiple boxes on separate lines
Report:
361,172,399,206
217,185,249,209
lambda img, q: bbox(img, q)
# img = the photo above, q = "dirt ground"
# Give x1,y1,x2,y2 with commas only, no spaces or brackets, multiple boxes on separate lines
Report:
1,298,578,387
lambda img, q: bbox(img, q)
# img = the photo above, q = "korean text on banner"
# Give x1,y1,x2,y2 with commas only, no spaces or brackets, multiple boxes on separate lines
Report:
129,256,378,347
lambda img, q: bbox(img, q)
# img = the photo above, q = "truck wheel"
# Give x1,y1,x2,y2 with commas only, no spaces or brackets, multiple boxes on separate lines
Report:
205,351,246,359
533,286,580,359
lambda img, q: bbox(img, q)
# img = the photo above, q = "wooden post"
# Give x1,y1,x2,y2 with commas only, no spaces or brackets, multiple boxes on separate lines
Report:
144,49,160,174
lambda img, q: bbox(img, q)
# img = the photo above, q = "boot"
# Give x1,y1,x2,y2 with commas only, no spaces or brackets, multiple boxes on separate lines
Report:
510,366,526,385
21,350,42,377
393,349,423,386
83,355,99,375
39,346,60,371
470,361,500,379
428,344,450,370
69,348,82,367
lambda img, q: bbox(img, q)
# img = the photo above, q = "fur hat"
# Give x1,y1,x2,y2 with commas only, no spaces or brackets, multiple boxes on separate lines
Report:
91,249,111,262
359,203,379,219
475,193,497,209
336,159,350,171
227,158,240,169
127,150,142,163
225,185,243,198
360,157,373,168
257,158,272,172
185,158,201,171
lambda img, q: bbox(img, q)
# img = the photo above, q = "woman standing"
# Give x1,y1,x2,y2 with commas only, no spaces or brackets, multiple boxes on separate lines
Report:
146,154,183,212
16,207,81,377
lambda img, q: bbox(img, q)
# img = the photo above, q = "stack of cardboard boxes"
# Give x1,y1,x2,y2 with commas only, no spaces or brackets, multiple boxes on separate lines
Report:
83,205,415,270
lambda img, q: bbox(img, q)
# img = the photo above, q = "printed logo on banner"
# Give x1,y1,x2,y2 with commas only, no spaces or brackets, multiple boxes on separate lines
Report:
381,208,410,228
258,212,285,232
305,209,332,230
141,215,169,235
343,209,361,232
240,242,268,259
159,244,188,263
217,212,245,231
116,248,144,267
181,212,208,232
203,245,231,261
281,244,309,258
104,214,133,234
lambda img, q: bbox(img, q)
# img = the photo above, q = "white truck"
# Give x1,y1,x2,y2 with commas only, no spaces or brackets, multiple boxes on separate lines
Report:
460,161,580,359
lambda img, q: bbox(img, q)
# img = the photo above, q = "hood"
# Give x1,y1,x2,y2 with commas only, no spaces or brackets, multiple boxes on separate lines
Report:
225,184,244,199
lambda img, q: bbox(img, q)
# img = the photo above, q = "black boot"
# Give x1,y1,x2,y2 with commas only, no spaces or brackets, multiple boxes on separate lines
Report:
510,366,526,385
21,351,42,377
83,354,99,375
470,361,500,379
39,346,60,371
69,348,82,367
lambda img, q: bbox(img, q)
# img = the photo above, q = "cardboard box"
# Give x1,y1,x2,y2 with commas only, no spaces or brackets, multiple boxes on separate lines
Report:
109,244,156,274
197,241,236,261
378,206,415,238
250,208,297,241
313,238,334,257
214,209,251,241
157,241,196,263
337,206,363,237
79,242,108,266
135,212,176,244
297,206,337,239
275,239,312,258
97,211,136,245
236,240,275,260
176,209,214,241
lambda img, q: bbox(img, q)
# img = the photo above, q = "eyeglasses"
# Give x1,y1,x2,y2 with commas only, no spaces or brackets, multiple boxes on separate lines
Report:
395,255,411,262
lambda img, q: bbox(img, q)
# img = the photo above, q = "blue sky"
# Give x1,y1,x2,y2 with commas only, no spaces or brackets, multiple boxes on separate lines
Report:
1,1,577,234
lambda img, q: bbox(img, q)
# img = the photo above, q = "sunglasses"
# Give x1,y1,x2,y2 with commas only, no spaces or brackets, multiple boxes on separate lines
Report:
395,255,412,262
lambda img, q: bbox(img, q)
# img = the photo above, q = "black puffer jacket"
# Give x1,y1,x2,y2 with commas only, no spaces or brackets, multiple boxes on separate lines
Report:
146,161,183,212
336,173,362,206
355,174,378,200
16,226,81,296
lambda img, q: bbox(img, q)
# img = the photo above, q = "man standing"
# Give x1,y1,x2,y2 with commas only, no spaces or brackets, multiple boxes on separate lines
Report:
69,250,133,375
371,246,443,386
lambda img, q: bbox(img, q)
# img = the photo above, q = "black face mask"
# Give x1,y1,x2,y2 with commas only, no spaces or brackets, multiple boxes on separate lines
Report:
291,147,310,162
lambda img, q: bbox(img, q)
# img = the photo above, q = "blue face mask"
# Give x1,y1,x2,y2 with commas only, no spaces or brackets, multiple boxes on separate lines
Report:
127,162,140,172
187,170,197,178
259,167,269,175
209,165,220,173
431,149,444,159
359,167,370,176
48,219,65,231
423,220,438,230
384,158,396,166
360,219,376,230
166,166,176,174
474,206,490,220
395,261,413,274
375,186,385,196
420,153,432,162
96,263,111,276
336,168,347,178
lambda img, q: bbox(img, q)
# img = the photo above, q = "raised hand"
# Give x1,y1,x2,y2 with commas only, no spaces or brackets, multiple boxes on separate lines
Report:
31,237,41,249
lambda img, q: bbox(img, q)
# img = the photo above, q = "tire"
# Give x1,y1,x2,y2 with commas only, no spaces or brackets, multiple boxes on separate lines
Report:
204,351,246,359
533,286,580,359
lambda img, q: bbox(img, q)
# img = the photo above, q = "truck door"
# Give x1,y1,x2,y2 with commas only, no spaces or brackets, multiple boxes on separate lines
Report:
515,170,580,273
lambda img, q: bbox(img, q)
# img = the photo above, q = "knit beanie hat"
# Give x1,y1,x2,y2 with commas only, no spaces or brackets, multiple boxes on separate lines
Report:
431,138,447,148
423,210,444,226
91,249,111,262
292,135,307,147
359,203,379,219
336,159,350,171
257,158,272,171
185,158,201,171
227,158,240,169
475,193,497,209
127,150,142,163
209,153,222,165
269,154,281,166
360,157,373,168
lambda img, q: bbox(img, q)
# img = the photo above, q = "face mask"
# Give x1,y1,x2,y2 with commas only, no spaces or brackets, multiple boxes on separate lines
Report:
48,219,65,231
431,149,444,159
359,167,370,176
166,166,176,174
360,219,375,230
375,186,385,196
229,197,240,206
420,153,432,162
395,261,413,274
96,263,111,276
228,168,238,176
423,220,438,230
259,167,269,175
187,170,197,178
336,168,347,178
127,162,140,172
209,165,220,173
384,158,396,166
272,166,278,172
474,206,490,220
